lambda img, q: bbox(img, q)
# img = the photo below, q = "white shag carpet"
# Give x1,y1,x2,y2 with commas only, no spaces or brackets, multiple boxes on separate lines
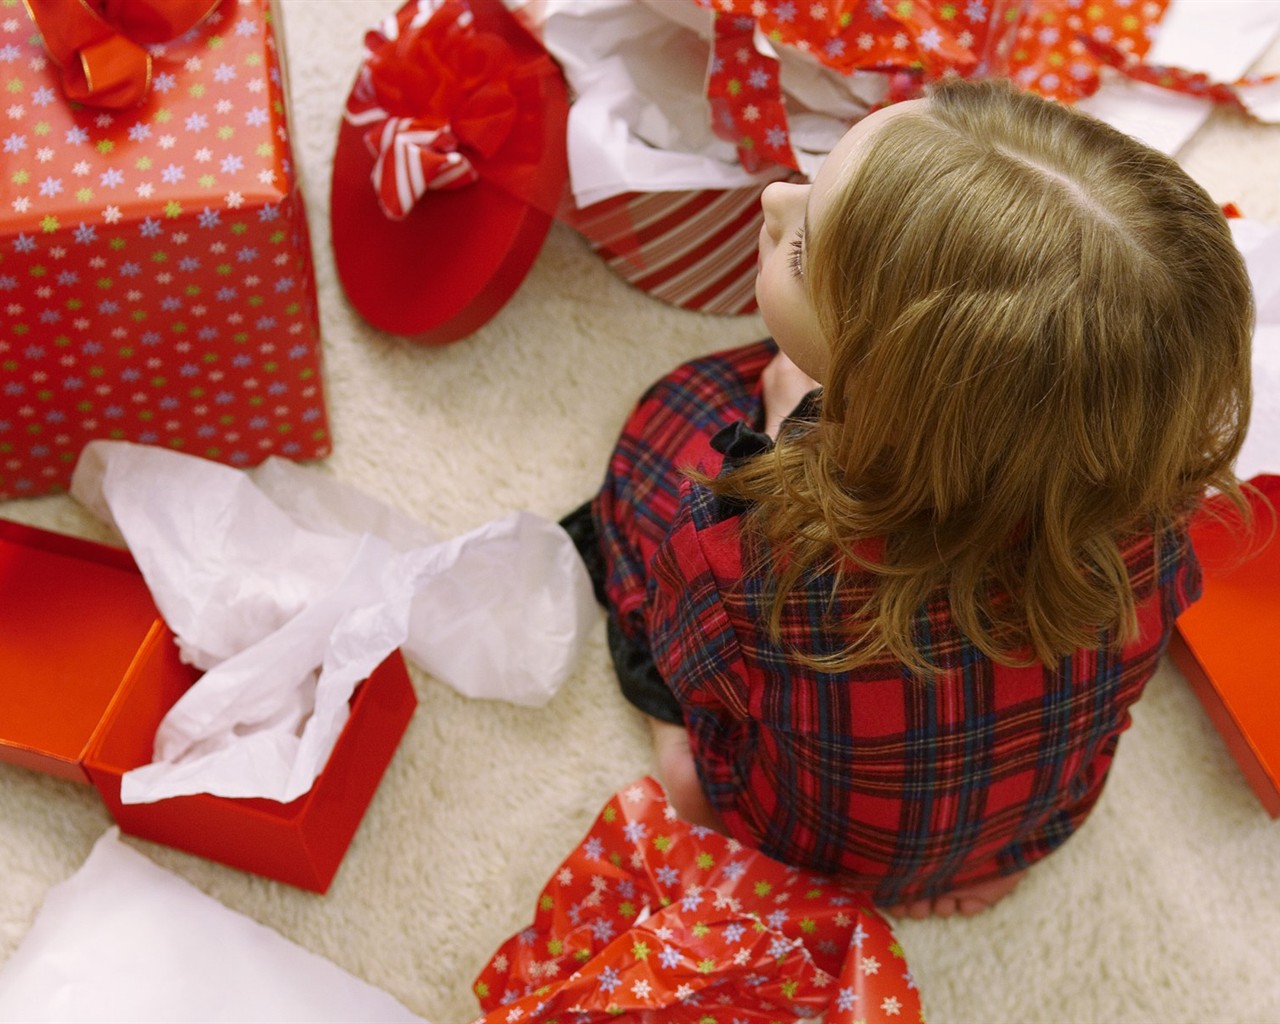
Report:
2,2,1279,1022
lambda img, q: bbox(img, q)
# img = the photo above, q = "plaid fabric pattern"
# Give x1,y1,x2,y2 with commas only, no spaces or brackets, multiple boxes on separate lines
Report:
594,341,1200,905
592,339,777,646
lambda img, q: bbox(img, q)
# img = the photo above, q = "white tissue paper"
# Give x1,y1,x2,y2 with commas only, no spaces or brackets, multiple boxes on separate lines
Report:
516,0,1280,207
0,829,429,1024
521,0,865,204
1076,0,1280,156
1231,218,1280,481
68,441,596,805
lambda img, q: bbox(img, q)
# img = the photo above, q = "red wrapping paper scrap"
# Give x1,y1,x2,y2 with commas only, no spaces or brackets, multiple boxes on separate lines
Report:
1082,35,1279,111
472,776,923,1023
701,0,1183,173
706,13,802,173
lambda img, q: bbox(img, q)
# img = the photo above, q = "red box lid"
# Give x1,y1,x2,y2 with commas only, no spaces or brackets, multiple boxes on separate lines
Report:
1174,475,1280,814
0,519,162,782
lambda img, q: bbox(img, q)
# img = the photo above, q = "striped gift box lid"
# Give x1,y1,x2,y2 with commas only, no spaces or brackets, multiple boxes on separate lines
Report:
563,171,801,316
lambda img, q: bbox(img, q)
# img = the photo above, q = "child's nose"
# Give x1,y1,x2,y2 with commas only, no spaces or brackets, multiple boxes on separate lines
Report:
761,181,807,242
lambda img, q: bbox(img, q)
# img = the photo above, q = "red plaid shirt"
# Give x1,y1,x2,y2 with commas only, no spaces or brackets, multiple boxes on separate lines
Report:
593,340,1199,905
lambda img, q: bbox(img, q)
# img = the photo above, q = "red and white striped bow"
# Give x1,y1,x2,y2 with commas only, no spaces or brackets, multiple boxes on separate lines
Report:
362,118,478,221
343,0,523,221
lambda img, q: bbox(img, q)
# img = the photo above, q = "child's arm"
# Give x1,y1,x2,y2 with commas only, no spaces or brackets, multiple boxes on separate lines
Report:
648,716,727,833
761,351,820,438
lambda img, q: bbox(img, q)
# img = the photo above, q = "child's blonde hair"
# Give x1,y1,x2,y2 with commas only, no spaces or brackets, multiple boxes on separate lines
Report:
717,77,1254,672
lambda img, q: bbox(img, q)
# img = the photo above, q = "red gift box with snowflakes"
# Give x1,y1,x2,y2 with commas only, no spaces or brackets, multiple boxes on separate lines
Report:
0,0,329,502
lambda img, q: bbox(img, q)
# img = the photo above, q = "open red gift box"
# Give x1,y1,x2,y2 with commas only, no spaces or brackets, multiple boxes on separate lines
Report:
1170,475,1280,817
0,518,417,891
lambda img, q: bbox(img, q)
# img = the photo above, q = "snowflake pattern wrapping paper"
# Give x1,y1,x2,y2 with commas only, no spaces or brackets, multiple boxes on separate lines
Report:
472,776,923,1023
702,0,1174,172
0,0,329,501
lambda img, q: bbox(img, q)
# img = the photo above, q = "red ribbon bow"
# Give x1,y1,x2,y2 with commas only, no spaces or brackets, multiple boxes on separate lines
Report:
345,0,529,221
24,0,219,109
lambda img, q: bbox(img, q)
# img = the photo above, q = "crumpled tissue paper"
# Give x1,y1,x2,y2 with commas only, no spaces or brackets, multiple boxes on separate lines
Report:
68,441,596,805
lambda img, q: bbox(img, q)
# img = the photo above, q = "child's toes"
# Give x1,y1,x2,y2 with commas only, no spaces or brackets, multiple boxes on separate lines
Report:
932,896,958,918
886,898,929,919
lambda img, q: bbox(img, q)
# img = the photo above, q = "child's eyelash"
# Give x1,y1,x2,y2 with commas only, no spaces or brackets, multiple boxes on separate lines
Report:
788,228,805,278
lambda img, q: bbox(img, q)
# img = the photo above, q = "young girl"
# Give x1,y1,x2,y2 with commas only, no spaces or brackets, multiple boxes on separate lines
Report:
564,78,1254,918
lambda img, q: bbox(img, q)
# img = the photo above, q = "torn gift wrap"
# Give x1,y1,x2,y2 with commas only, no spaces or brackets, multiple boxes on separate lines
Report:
0,0,329,501
698,0,1169,174
69,440,595,805
699,0,1280,175
472,776,922,1023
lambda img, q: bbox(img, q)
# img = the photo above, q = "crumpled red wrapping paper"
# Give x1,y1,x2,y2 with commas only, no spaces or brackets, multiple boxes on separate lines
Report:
700,0,1274,173
704,0,1170,170
471,776,923,1023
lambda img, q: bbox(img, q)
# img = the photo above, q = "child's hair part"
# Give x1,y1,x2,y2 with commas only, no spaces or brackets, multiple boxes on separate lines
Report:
721,77,1255,671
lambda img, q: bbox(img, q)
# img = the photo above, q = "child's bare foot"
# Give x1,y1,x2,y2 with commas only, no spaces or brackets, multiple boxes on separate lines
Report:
885,868,1027,920
648,717,726,833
